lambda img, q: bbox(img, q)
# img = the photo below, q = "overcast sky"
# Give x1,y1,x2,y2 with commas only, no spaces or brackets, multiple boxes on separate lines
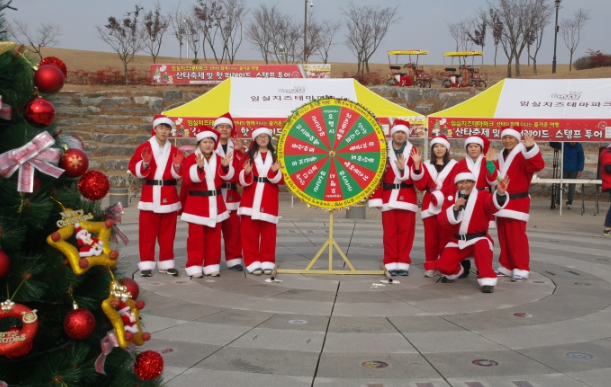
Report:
7,0,608,65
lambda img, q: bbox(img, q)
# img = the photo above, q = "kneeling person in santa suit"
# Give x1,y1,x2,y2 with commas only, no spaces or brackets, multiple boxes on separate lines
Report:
424,168,510,293
181,126,236,278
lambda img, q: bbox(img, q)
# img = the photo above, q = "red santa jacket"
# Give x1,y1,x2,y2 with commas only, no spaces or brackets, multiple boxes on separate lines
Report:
601,146,611,192
238,152,284,224
438,185,509,250
180,151,235,227
216,139,245,211
455,155,498,191
128,138,182,213
413,159,458,219
368,141,418,212
493,143,545,222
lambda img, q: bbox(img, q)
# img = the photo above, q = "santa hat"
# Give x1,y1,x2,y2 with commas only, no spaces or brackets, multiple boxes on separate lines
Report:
454,166,477,184
213,112,236,136
464,134,490,154
195,125,221,144
390,119,411,136
252,127,273,140
501,126,522,142
152,114,175,130
74,223,87,238
430,134,451,151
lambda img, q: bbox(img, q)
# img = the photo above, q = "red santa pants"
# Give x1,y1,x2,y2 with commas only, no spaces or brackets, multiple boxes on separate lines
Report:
425,239,497,286
241,215,276,272
138,210,177,271
423,215,452,263
186,222,221,276
496,217,530,277
382,209,415,270
221,210,243,267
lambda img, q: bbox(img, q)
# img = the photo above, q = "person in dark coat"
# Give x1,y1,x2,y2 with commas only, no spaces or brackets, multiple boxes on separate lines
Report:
549,142,584,206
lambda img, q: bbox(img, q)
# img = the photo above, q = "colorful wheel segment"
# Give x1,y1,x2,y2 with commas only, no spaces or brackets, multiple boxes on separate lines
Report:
278,98,387,209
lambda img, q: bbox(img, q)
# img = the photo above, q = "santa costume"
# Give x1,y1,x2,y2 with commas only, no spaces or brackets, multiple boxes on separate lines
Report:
128,114,182,274
412,135,458,266
456,134,499,193
75,223,104,257
214,113,246,269
368,120,418,275
493,127,545,281
238,127,283,274
424,168,509,292
181,127,236,277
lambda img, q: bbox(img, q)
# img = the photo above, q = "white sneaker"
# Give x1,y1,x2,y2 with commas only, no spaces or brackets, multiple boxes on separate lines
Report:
511,275,526,282
190,272,203,279
424,270,436,278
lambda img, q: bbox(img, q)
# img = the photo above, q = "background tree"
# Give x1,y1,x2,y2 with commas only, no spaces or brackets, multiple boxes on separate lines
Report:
246,4,298,64
181,13,201,60
526,4,553,75
96,5,144,84
315,19,341,64
487,8,503,66
196,0,247,64
560,8,591,71
8,20,62,60
169,2,186,59
467,16,486,65
141,1,170,64
446,21,470,65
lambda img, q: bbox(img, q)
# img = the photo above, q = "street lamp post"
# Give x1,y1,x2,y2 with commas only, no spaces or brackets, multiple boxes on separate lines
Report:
552,0,561,74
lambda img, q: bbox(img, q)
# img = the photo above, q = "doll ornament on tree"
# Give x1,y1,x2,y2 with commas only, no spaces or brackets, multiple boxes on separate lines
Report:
74,223,104,257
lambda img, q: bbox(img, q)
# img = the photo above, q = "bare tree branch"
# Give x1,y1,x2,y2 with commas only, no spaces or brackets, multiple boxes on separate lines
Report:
560,8,591,71
141,1,170,63
315,19,341,64
8,20,62,60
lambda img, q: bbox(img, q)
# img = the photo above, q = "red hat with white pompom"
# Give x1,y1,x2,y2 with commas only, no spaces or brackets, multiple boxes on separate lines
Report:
213,112,236,136
464,134,490,154
454,166,477,184
152,114,175,130
501,126,522,142
195,125,220,144
430,134,451,151
390,119,411,136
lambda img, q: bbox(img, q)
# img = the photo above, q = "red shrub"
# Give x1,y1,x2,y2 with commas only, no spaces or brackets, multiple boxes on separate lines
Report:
342,70,387,86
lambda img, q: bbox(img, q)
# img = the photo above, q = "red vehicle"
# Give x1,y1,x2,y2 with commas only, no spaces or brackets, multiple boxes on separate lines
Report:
441,51,487,88
386,50,431,88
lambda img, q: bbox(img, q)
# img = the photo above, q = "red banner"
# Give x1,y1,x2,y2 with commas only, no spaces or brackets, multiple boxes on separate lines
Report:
151,64,306,85
428,117,611,142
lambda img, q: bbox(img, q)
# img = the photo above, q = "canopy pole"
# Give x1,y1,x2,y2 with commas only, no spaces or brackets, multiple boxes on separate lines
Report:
559,142,564,216
423,127,429,161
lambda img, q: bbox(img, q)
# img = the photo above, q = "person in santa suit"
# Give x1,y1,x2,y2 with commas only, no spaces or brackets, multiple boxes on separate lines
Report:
453,134,499,277
238,127,283,275
424,168,510,293
128,114,184,277
493,127,545,282
368,119,418,276
181,126,235,278
410,134,458,277
214,113,247,271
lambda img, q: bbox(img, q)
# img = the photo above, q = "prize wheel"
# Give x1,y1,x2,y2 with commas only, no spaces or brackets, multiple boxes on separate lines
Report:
278,98,387,209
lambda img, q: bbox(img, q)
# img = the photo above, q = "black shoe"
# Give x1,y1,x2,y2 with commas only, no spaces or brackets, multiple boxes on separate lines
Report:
398,270,409,276
140,270,152,277
160,268,179,276
566,201,572,206
482,285,494,293
388,269,399,276
230,264,244,272
459,260,471,278
441,276,454,283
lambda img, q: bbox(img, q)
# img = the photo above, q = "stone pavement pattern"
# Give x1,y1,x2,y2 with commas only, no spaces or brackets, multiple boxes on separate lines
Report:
112,193,611,387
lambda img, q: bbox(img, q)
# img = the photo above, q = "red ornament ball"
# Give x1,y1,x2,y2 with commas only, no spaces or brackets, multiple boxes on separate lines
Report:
120,278,139,300
142,332,151,341
79,258,89,268
0,250,10,279
105,219,114,228
59,148,88,178
78,171,110,201
136,300,145,310
34,65,65,94
134,350,164,381
24,97,55,127
51,232,61,242
124,331,134,341
63,308,96,340
109,250,119,260
39,56,68,77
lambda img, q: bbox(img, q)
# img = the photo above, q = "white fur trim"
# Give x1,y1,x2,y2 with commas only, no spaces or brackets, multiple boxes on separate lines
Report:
158,259,175,270
138,261,156,271
249,152,273,222
224,201,239,211
496,266,512,276
149,138,170,210
478,277,498,287
498,143,525,177
445,205,463,225
430,191,444,213
420,209,435,219
239,170,252,187
387,140,412,182
196,130,218,142
246,261,262,273
153,116,174,129
501,128,521,141
185,265,203,276
214,117,233,128
368,198,383,208
430,137,450,151
384,262,398,271
203,264,221,275
252,127,272,140
513,269,530,278
489,219,497,229
493,192,508,210
444,265,464,280
524,142,540,160
458,188,477,235
261,261,276,270
138,201,181,213
397,263,410,271
181,210,229,227
464,136,484,150
381,202,418,212
135,160,148,179
238,209,279,224
171,164,182,180
226,258,243,268
268,169,283,184
411,166,425,181
390,125,409,136
221,164,235,181
495,209,530,222
189,164,202,183
454,172,476,183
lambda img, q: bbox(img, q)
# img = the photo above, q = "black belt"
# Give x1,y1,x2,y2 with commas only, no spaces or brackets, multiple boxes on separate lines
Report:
477,187,487,191
146,179,177,186
454,231,487,241
509,192,529,199
189,189,222,197
383,183,413,190
222,183,237,190
254,176,270,183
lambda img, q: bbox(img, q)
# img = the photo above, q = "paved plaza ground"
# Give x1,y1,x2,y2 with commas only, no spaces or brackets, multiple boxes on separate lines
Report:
115,192,611,387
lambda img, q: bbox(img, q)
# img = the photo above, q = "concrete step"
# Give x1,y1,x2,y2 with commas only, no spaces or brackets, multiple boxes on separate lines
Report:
86,143,137,157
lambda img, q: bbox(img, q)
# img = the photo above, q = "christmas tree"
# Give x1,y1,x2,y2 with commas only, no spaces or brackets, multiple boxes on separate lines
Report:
0,6,163,386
